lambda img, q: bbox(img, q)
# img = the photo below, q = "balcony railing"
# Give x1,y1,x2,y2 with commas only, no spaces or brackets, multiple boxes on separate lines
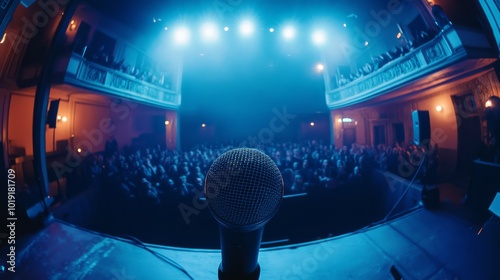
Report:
325,27,470,109
64,54,181,109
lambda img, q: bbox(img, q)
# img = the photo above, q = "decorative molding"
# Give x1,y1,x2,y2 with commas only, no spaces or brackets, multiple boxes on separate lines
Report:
326,27,467,108
65,55,181,109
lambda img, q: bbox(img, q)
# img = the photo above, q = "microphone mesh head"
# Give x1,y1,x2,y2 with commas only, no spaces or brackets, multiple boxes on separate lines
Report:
205,148,284,230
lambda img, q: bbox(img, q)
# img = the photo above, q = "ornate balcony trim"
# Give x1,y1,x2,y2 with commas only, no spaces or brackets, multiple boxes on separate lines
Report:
325,27,468,109
64,54,181,109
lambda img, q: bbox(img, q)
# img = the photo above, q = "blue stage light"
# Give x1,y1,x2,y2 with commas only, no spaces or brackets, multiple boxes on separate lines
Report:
239,20,255,37
173,26,190,45
312,29,326,45
283,26,296,40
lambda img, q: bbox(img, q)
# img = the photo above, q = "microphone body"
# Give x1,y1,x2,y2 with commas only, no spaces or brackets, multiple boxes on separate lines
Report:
218,226,263,279
205,148,283,280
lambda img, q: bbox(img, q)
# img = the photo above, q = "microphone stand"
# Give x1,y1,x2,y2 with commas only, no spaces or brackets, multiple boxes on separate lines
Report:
218,225,264,280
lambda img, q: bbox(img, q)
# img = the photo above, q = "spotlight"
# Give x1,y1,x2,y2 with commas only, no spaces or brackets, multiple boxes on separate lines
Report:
337,119,342,123
224,26,229,32
57,115,62,121
0,33,6,44
486,100,493,108
283,26,296,40
316,63,324,72
62,116,68,122
165,120,170,125
310,122,315,126
173,26,190,45
269,27,275,33
364,41,369,46
312,30,326,46
239,20,254,36
343,23,347,28
202,123,206,128
77,148,82,153
436,105,443,112
201,22,219,42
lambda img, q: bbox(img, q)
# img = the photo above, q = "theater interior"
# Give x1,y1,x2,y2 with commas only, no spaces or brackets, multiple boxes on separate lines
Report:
1,0,500,279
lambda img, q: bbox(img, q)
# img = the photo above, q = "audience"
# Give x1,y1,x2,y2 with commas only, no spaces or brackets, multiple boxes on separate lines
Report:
83,139,439,208
336,25,440,88
84,44,172,90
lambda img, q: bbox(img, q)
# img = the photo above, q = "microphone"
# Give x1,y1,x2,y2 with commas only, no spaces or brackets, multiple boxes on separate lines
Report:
205,148,284,280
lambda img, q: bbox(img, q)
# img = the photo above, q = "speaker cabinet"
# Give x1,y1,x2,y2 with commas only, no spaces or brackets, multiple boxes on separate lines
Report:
412,110,430,146
46,99,60,128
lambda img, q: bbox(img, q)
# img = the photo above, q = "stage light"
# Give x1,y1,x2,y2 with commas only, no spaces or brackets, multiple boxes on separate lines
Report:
364,41,369,46
343,23,347,28
173,26,190,45
202,123,206,128
201,22,219,42
312,30,326,46
486,100,493,108
77,148,82,153
62,116,68,122
269,27,275,33
224,26,229,32
337,119,342,123
239,20,255,36
57,115,62,121
283,26,296,40
310,122,315,126
165,120,170,125
316,63,324,72
435,105,443,112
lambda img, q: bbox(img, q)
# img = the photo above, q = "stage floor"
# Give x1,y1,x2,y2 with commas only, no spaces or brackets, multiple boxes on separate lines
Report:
2,206,500,279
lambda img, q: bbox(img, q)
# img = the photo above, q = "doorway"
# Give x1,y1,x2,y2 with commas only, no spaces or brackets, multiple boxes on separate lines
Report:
343,127,357,148
392,123,405,145
373,125,386,147
452,94,482,174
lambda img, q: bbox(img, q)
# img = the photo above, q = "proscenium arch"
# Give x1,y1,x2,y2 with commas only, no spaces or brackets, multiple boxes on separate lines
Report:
32,0,80,217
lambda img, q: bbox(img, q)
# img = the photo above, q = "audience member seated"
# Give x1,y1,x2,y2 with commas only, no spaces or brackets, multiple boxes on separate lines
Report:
80,138,440,212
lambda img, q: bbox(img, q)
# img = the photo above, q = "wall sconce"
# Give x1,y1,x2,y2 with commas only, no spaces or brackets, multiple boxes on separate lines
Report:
435,105,443,112
69,20,77,31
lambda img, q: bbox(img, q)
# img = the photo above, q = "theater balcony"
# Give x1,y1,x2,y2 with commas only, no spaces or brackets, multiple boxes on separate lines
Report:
8,1,183,110
325,25,498,110
61,53,182,110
